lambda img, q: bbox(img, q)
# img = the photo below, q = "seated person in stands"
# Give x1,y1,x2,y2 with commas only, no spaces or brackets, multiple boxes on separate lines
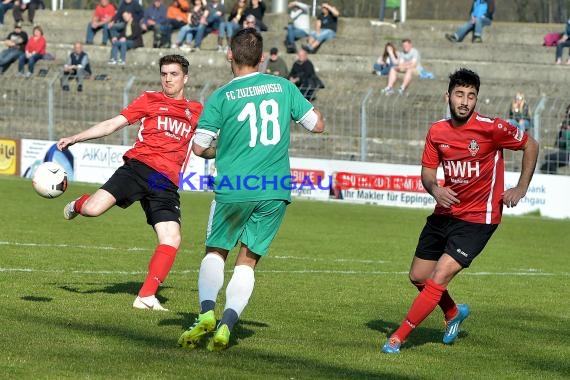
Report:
507,92,532,131
109,0,144,40
108,11,143,65
12,0,43,25
174,0,207,52
61,42,91,92
0,21,27,74
302,2,339,53
381,38,421,96
554,18,570,64
218,0,247,52
163,0,189,48
242,0,267,31
17,24,45,77
284,1,311,54
141,0,168,48
0,0,16,28
540,106,570,174
288,47,323,101
260,47,288,78
445,0,494,43
194,0,225,51
85,0,116,46
372,41,398,76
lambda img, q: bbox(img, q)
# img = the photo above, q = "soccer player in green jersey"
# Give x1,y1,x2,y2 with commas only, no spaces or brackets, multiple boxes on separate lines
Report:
177,27,325,351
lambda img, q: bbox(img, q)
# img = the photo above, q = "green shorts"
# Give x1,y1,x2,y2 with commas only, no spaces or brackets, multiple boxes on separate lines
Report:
206,199,288,256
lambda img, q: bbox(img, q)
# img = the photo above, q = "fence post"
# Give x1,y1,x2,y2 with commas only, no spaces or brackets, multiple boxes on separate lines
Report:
199,82,212,104
360,88,374,161
47,74,58,141
532,94,547,144
122,75,136,145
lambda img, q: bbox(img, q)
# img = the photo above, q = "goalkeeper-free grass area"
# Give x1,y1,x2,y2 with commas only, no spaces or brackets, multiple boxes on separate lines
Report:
1,175,568,379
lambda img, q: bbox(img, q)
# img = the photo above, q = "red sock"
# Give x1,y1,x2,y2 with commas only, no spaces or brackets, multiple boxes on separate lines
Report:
412,281,458,321
74,194,90,214
138,244,178,297
392,279,446,342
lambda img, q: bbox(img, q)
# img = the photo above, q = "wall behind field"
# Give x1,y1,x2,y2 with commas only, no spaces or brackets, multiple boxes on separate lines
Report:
73,0,570,22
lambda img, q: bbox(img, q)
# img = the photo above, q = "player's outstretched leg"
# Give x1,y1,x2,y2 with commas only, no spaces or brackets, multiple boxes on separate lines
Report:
178,310,216,349
443,303,470,344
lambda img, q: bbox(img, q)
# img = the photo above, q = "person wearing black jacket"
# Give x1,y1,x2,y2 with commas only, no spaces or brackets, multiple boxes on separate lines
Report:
109,11,143,65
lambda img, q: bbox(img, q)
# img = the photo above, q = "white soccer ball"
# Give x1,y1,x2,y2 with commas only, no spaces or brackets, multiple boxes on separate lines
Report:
32,161,68,199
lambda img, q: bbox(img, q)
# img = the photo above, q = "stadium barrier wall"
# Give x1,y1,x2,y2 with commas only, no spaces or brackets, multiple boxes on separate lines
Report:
12,139,570,219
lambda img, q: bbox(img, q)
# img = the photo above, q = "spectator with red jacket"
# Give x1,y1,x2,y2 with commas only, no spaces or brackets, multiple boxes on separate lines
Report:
17,24,45,77
86,0,116,46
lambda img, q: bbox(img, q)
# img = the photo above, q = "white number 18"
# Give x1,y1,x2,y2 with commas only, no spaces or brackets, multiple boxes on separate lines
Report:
238,99,281,147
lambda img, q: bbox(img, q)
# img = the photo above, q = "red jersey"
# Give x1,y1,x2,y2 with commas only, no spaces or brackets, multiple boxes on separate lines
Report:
422,112,528,224
94,3,116,22
25,36,46,55
121,91,203,186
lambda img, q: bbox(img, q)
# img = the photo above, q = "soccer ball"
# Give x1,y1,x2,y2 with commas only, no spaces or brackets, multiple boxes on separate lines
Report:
32,161,68,199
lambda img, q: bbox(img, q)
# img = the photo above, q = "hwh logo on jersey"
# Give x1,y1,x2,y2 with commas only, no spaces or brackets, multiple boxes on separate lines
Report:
157,116,192,139
443,160,480,178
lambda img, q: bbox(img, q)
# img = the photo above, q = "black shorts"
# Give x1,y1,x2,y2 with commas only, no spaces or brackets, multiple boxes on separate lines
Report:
101,159,181,226
414,214,498,268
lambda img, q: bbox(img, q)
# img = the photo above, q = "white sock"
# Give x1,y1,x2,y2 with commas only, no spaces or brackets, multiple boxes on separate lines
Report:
198,253,225,305
224,265,255,317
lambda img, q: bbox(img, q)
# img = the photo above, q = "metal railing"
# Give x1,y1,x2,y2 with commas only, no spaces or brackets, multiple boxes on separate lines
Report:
1,71,568,175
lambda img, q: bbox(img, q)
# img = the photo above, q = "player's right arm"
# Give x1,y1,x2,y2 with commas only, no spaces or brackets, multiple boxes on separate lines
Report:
421,166,459,209
57,114,129,151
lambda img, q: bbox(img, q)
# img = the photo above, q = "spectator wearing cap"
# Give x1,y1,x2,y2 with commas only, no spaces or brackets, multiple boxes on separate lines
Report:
303,2,339,53
0,21,28,73
262,47,288,78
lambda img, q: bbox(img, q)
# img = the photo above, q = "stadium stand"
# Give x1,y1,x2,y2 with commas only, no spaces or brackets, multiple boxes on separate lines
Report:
1,10,569,172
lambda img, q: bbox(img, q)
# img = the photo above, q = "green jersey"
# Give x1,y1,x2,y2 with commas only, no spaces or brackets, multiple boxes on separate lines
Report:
197,72,314,202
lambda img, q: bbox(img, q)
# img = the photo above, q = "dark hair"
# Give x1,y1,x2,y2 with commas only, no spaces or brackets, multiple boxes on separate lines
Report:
448,68,480,94
230,28,263,67
159,54,189,75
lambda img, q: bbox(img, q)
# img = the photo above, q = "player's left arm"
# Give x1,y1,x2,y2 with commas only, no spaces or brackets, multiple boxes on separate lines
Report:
192,129,217,159
502,135,539,208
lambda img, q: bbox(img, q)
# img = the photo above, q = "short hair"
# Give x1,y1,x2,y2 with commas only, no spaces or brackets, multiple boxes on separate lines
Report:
230,28,263,68
159,54,189,75
448,68,480,94
33,25,43,35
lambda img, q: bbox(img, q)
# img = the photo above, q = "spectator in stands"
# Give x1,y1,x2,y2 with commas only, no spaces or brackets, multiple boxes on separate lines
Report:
381,38,422,96
86,0,116,46
540,107,570,174
141,0,168,48
243,0,266,32
303,2,339,53
194,0,225,52
555,18,570,64
284,1,310,54
0,21,27,74
108,11,143,65
507,92,532,131
218,0,246,52
0,0,15,28
164,0,189,48
109,0,144,40
175,0,207,52
12,0,42,25
289,47,323,101
61,42,91,92
262,47,288,78
372,42,398,76
445,0,495,43
17,24,44,77
239,13,257,32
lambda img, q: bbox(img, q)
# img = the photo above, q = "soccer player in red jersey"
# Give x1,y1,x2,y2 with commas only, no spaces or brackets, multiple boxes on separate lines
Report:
382,68,539,353
56,54,203,311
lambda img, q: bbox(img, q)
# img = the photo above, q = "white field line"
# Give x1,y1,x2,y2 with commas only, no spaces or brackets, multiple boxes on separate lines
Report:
0,241,567,276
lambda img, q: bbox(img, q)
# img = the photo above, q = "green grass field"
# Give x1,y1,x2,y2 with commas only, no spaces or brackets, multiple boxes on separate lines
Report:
1,175,569,379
